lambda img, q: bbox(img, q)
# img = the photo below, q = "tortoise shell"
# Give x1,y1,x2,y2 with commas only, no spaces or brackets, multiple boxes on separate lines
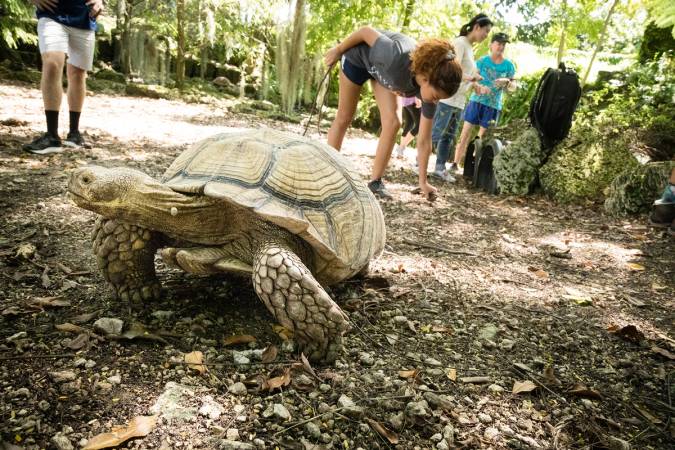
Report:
161,128,386,284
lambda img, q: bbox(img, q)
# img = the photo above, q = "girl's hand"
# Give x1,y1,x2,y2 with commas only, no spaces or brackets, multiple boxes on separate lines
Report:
86,0,104,18
324,45,342,67
473,83,490,95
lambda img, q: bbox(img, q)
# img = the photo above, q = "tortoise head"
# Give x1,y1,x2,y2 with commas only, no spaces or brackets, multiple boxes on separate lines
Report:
68,166,170,219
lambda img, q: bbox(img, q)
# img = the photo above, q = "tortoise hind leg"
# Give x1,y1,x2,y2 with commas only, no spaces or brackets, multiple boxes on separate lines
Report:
252,243,350,363
92,217,161,303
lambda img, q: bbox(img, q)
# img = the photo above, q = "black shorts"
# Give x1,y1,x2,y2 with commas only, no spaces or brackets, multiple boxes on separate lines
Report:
402,104,420,136
341,56,374,85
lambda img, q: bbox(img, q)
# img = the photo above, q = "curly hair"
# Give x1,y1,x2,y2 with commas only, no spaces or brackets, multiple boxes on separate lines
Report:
410,38,463,98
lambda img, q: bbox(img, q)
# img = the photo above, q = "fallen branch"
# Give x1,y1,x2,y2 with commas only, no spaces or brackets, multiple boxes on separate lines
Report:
0,353,76,361
402,239,478,257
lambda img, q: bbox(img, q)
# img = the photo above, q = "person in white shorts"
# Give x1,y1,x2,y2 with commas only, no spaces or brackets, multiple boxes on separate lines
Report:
23,0,104,154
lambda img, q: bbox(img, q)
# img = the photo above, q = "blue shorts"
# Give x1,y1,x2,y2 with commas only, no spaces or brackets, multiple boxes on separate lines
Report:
463,101,500,128
341,56,373,85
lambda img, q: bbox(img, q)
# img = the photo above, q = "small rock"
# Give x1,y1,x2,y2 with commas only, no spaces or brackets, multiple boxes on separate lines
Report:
51,433,74,450
273,403,291,421
423,392,452,410
430,433,443,442
393,315,408,324
38,400,50,411
93,318,124,336
229,382,248,396
424,357,443,367
84,360,96,369
405,400,430,419
73,358,87,368
232,351,250,366
151,310,174,320
218,440,254,450
233,405,246,415
443,424,455,444
107,374,121,385
199,397,225,420
305,422,321,439
252,438,265,448
94,381,112,392
11,388,31,398
389,412,405,430
280,340,295,353
478,324,498,341
499,339,515,350
488,384,505,393
359,352,375,366
436,441,449,450
50,371,77,383
484,427,500,441
226,428,239,440
337,394,355,408
478,413,493,423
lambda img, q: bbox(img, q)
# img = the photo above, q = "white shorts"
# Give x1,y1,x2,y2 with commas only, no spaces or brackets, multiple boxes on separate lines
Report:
38,17,95,71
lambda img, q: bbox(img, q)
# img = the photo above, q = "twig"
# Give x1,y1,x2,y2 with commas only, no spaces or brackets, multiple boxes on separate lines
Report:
274,407,346,436
510,363,568,404
0,354,76,361
401,238,478,257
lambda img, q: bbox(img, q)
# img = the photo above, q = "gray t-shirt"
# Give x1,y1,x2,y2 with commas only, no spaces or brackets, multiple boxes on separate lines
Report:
344,31,436,119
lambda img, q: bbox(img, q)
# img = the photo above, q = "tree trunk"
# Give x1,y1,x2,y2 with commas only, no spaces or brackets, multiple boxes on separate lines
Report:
400,0,415,30
556,0,568,65
121,1,133,74
176,0,186,88
276,0,307,114
582,0,620,85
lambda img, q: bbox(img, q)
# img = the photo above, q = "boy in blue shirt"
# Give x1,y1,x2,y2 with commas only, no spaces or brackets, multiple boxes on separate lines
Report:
452,32,516,169
23,0,104,154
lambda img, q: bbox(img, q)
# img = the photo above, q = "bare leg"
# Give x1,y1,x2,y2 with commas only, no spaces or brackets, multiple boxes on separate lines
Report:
400,131,415,149
326,70,362,151
41,52,66,111
370,81,401,181
92,217,162,303
453,121,476,166
66,63,87,113
477,126,489,138
252,243,350,363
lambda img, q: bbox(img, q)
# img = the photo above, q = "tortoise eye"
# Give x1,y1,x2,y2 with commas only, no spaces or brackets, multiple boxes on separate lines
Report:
81,175,92,184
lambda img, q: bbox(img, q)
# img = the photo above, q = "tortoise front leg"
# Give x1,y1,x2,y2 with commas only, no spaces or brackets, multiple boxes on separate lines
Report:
252,243,350,363
92,217,162,303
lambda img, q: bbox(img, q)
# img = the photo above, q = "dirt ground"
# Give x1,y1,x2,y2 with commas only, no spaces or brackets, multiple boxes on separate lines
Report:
0,79,673,450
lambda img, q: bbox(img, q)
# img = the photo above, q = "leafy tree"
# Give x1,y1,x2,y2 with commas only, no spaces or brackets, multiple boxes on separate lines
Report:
645,0,675,38
0,0,37,49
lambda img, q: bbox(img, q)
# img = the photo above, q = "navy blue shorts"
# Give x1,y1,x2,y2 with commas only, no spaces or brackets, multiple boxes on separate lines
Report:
463,100,500,128
341,56,374,85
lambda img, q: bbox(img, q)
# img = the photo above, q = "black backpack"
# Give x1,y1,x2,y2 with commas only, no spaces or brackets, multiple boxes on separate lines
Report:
529,63,582,149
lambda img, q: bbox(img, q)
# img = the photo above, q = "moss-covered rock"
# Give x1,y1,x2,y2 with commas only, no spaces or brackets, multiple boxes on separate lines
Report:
604,161,675,216
539,126,639,203
94,68,126,83
493,127,543,195
125,83,173,100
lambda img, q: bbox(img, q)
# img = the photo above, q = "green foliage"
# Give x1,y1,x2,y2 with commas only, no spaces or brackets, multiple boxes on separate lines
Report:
539,123,639,203
499,69,544,126
638,21,675,63
0,0,37,49
645,0,675,38
581,53,675,160
604,161,675,216
493,127,544,196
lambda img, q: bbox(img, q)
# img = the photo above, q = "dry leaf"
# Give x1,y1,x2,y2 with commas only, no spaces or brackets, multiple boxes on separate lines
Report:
365,418,399,444
542,366,561,386
512,380,537,394
432,325,453,334
651,346,675,360
67,333,90,350
632,404,662,424
528,267,549,279
568,383,602,400
82,415,157,449
627,263,645,271
272,325,293,341
2,306,22,316
398,369,420,379
446,368,457,381
184,351,208,375
301,353,320,381
223,334,256,346
30,296,70,308
70,311,99,324
15,243,36,259
120,322,167,344
261,345,278,364
56,323,87,334
385,334,399,344
264,368,291,391
607,324,644,343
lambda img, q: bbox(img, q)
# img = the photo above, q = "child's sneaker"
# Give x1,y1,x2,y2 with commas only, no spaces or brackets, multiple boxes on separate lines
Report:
430,168,456,183
395,145,405,158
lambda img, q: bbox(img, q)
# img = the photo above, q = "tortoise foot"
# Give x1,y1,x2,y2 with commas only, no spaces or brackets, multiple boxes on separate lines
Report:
92,217,161,304
253,245,350,364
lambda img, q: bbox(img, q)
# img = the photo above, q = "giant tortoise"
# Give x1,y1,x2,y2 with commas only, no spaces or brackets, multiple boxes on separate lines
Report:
67,128,386,362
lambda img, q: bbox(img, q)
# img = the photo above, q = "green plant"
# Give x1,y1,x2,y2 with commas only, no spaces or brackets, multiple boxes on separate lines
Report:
0,0,37,49
493,127,543,196
499,69,544,126
604,161,675,216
